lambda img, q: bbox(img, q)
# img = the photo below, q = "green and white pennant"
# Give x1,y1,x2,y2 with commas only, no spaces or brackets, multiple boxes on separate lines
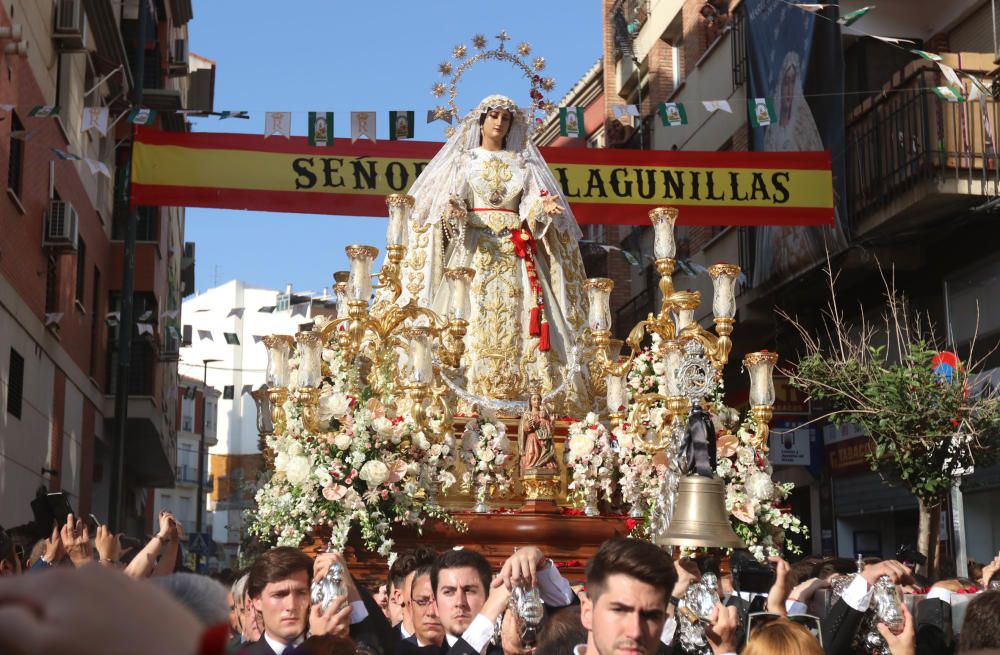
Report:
308,112,334,146
128,108,158,125
658,102,688,126
837,6,873,26
559,107,586,138
748,97,776,127
29,105,60,118
932,86,964,102
389,111,415,140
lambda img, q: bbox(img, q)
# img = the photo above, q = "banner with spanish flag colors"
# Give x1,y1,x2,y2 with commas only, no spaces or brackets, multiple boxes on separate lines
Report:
130,128,834,226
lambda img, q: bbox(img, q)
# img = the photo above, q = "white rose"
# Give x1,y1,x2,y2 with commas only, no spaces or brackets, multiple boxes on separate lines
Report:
334,433,352,451
373,417,394,436
288,441,303,457
286,456,312,485
617,431,634,450
322,393,351,419
585,412,600,425
481,423,498,439
568,434,595,458
429,444,442,458
273,452,289,472
652,361,666,375
476,447,495,463
414,432,431,451
359,460,390,488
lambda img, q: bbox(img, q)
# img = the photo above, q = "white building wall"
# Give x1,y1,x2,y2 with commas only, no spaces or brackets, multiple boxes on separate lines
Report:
60,382,85,503
0,309,57,528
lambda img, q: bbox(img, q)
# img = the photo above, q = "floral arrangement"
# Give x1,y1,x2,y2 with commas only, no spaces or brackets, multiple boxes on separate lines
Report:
566,413,617,509
248,330,463,556
626,333,669,397
613,424,666,518
715,417,807,560
458,417,512,506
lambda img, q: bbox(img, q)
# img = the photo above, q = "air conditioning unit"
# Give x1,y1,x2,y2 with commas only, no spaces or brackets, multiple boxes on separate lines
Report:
168,38,189,75
53,0,86,49
43,199,79,250
54,0,83,34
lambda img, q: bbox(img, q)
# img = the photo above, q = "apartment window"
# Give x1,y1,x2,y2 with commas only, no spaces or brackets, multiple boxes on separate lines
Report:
75,237,87,305
45,256,60,314
7,348,24,419
182,324,192,346
222,385,234,400
7,113,24,197
112,205,159,241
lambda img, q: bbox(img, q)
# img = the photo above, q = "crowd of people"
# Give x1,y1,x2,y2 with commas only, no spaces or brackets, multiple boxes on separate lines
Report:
1,511,999,655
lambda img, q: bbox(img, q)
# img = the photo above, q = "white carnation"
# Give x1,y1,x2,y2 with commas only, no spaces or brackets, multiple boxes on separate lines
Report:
746,471,775,501
373,417,394,436
481,423,498,439
315,467,333,488
274,452,290,472
334,433,352,451
414,431,431,451
568,434,595,458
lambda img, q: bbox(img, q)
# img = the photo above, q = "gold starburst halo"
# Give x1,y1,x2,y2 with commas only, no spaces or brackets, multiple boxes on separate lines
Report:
431,31,557,137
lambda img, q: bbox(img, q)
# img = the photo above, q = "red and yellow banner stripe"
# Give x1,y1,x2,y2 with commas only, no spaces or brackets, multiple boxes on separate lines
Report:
132,127,834,225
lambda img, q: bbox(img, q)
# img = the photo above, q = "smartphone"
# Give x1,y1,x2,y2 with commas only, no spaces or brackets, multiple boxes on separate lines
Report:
733,559,776,594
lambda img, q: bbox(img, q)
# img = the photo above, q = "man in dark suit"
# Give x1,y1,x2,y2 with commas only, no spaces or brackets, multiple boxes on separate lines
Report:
432,545,577,655
821,559,913,655
389,548,438,647
397,564,445,655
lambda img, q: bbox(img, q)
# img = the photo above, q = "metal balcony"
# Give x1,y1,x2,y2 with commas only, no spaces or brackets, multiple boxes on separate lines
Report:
175,465,213,490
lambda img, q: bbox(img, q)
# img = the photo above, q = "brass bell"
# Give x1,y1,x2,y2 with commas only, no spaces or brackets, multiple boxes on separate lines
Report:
654,474,745,549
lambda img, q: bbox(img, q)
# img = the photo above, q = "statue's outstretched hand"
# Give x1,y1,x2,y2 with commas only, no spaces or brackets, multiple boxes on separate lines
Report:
542,196,563,216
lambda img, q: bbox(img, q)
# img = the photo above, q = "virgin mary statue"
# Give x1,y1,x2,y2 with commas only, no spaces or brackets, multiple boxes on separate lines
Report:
396,94,592,414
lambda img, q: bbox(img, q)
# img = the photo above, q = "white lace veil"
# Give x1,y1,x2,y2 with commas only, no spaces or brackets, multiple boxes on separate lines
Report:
407,94,582,240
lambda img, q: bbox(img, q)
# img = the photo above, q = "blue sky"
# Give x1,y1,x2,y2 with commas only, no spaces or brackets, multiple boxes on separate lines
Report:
184,1,602,296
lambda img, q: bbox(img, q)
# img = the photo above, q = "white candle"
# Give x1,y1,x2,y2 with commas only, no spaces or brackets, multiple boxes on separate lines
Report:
345,245,378,301
744,351,778,405
262,335,292,387
709,263,740,320
664,340,682,396
649,207,679,260
408,328,433,383
584,278,614,331
385,194,414,247
295,332,323,388
675,308,695,332
607,373,627,412
445,268,475,321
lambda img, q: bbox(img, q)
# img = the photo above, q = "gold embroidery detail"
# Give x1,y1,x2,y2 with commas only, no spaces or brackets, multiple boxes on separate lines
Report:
480,156,512,207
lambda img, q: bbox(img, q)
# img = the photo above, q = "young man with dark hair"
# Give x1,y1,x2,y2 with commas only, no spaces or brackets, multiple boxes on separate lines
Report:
389,547,438,644
245,547,372,655
398,564,445,655
579,538,738,655
432,545,576,655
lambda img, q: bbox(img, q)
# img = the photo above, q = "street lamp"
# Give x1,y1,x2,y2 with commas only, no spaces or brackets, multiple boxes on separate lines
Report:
195,358,220,571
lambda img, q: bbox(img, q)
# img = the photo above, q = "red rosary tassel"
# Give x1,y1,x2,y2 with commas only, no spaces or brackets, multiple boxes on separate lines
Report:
539,318,551,352
529,305,541,336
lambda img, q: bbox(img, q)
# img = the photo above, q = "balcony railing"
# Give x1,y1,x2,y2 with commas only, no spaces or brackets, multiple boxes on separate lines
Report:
846,61,999,228
175,465,213,490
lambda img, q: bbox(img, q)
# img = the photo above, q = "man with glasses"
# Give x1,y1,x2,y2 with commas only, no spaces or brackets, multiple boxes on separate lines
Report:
399,565,444,654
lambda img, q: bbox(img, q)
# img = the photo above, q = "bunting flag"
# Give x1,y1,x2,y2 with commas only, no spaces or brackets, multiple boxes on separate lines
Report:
794,4,834,12
932,86,964,102
264,111,292,139
291,302,309,317
219,110,250,119
226,307,246,318
837,6,873,26
749,97,777,127
137,310,153,321
702,100,732,113
105,311,120,326
52,148,82,161
389,111,415,140
873,36,915,46
241,384,253,396
937,63,964,91
82,107,110,135
198,329,214,341
910,49,942,61
161,309,179,320
136,323,155,336
44,312,63,326
9,129,36,141
351,111,376,143
167,325,180,340
252,335,265,344
83,159,111,177
128,108,158,125
308,112,334,146
658,102,688,126
965,73,991,102
29,105,60,118
559,106,586,137
0,103,13,111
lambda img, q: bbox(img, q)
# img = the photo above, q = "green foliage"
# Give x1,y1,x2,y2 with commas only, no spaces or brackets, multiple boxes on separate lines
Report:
793,340,1000,508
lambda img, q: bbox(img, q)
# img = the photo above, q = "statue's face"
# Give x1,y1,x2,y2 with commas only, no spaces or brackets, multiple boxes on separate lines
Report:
530,393,541,410
481,108,512,142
